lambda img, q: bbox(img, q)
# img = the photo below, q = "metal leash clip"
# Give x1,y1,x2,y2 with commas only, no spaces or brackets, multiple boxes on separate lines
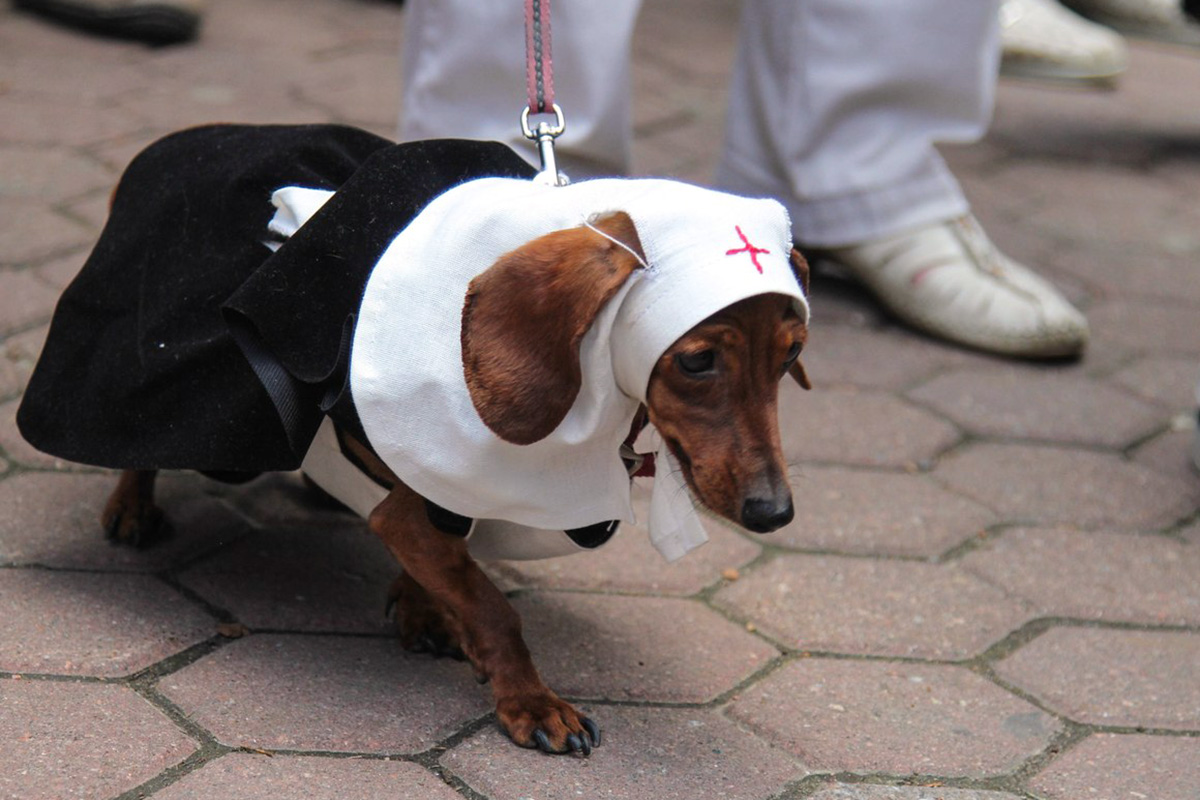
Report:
521,103,569,187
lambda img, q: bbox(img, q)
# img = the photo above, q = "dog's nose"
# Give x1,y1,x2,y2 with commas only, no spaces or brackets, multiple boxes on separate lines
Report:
740,496,794,533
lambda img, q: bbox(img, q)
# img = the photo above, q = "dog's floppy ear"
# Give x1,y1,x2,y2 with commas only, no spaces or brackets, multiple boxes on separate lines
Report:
789,247,810,296
789,359,812,390
462,211,646,445
788,247,812,390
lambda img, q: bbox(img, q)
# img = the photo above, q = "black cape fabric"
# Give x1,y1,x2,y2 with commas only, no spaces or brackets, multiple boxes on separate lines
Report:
17,124,535,471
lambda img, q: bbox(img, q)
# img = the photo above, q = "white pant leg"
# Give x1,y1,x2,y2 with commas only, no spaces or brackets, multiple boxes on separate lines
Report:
716,0,1001,246
399,0,643,176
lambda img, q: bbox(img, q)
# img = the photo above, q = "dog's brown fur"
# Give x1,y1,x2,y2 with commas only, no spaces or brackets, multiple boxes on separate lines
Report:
101,212,810,756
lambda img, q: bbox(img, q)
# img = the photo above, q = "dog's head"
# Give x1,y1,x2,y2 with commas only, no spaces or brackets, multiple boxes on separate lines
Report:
461,209,810,535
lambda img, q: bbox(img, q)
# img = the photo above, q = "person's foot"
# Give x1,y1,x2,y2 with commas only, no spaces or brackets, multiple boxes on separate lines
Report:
808,215,1089,359
1000,0,1128,83
13,0,202,45
1064,0,1200,47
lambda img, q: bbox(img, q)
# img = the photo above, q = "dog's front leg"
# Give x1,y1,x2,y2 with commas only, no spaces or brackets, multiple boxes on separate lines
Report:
369,483,599,756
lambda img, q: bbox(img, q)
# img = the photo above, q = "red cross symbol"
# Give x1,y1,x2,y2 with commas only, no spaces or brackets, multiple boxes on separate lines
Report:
725,226,770,274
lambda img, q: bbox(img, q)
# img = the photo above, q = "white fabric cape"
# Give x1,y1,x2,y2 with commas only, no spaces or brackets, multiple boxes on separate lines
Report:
271,177,808,561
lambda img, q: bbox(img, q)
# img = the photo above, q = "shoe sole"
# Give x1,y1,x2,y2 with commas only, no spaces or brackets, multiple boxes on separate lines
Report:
13,0,200,45
1000,57,1125,84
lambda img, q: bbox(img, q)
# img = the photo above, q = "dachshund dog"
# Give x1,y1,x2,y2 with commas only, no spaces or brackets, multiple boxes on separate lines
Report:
99,213,811,756
18,126,811,758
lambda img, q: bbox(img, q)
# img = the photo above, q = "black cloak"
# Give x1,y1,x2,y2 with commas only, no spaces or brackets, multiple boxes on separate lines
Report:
17,124,535,472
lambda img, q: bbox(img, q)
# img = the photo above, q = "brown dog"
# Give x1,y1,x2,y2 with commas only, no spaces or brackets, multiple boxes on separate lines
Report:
99,211,811,756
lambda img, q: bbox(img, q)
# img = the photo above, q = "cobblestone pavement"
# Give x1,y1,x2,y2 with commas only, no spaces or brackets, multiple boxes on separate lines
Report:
2,1,1199,798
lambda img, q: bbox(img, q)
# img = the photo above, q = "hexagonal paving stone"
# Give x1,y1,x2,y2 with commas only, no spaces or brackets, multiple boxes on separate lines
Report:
1029,733,1200,800
1109,355,1200,410
960,528,1200,625
994,627,1200,730
33,253,85,292
907,370,1163,449
0,678,196,800
796,324,982,391
713,555,1035,660
1087,300,1200,357
441,705,807,800
154,753,463,800
0,569,215,677
933,442,1198,529
0,471,253,571
779,384,960,468
1132,427,1198,485
513,592,779,702
0,144,114,202
808,786,1021,800
0,270,60,336
726,659,1061,777
0,324,46,400
0,199,93,267
994,163,1182,250
489,480,761,595
1058,245,1200,306
295,48,403,129
178,525,397,634
766,466,994,557
159,634,492,754
0,93,150,149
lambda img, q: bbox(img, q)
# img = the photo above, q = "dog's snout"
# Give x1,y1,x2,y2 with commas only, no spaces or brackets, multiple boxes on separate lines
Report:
740,495,794,533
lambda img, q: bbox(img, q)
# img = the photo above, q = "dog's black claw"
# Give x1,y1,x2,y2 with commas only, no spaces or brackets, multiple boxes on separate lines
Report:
576,731,592,756
533,729,554,753
567,734,583,754
582,717,601,747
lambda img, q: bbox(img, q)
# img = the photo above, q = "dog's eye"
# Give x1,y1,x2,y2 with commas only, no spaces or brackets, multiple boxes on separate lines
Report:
781,341,802,372
675,350,715,376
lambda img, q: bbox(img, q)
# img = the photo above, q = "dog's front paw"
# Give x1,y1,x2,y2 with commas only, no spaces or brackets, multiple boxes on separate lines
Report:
497,691,600,756
101,497,165,547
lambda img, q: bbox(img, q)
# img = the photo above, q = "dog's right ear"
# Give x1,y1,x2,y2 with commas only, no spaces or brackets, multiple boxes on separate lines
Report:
461,212,645,445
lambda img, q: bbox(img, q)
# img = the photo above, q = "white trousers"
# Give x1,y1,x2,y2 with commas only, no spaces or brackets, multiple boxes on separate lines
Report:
399,0,1000,246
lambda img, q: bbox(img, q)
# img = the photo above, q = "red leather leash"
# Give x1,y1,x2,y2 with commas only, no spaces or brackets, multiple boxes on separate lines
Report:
525,0,554,114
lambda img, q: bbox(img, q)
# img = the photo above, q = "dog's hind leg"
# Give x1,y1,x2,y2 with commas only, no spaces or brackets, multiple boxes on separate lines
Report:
101,469,164,547
369,483,598,756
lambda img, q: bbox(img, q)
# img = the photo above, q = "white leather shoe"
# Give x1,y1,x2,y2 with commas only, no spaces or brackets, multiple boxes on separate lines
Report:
812,215,1089,358
1000,0,1128,83
1065,0,1200,47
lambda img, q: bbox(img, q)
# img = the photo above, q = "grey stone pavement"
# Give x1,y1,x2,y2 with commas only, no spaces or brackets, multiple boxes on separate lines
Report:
2,0,1200,798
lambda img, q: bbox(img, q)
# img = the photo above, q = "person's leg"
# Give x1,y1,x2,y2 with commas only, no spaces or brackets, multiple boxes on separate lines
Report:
718,0,997,246
717,0,1088,358
399,0,643,176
